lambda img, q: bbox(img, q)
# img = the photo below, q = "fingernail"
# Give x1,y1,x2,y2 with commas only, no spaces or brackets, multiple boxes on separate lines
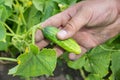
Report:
69,53,76,60
57,30,67,39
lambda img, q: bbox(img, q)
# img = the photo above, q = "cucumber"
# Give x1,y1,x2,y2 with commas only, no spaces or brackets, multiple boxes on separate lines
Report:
42,26,81,54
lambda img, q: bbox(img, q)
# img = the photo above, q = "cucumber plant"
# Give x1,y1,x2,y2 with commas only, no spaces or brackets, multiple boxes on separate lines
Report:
0,0,120,80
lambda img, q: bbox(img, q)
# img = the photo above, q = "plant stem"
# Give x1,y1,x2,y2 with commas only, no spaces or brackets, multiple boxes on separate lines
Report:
38,27,43,30
80,68,86,79
35,23,43,30
15,0,26,25
20,11,27,25
0,57,17,62
2,22,15,35
16,23,21,34
6,33,14,36
7,18,18,24
32,29,35,44
100,45,120,51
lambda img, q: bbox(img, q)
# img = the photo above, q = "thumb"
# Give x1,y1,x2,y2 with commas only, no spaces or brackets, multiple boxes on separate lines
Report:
57,9,91,40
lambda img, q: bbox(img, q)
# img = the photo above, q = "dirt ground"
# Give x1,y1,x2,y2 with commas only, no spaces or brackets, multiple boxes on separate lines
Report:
0,62,83,80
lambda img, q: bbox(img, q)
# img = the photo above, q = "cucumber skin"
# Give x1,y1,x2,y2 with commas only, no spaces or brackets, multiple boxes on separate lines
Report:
42,26,81,54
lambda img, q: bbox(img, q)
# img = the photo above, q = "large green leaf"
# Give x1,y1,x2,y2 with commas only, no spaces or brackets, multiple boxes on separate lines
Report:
84,45,111,78
9,44,57,77
111,51,120,80
0,22,6,41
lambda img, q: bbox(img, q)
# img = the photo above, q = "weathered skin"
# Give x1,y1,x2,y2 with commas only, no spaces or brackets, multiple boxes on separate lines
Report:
36,0,120,60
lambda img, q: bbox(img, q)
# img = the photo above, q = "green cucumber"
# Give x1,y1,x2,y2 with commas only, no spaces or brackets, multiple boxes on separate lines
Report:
42,26,81,54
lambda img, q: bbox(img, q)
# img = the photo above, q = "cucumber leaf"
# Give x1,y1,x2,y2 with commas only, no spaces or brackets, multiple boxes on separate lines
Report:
9,44,57,77
84,46,111,78
67,45,111,79
68,54,86,69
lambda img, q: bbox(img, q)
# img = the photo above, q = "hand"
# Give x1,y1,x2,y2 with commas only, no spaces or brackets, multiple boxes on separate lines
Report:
35,0,120,60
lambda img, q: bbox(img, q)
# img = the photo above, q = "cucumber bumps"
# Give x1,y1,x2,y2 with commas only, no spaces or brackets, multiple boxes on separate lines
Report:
42,26,81,54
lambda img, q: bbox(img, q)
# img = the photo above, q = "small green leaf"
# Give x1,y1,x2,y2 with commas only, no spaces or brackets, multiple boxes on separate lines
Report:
68,54,86,69
9,44,57,77
29,44,39,55
0,22,6,41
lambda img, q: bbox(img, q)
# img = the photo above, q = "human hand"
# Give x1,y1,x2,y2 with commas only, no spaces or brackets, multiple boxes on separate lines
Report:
35,0,120,60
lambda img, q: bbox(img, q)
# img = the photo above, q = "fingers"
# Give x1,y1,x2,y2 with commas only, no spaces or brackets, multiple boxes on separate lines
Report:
36,39,87,60
54,46,64,57
53,45,87,60
35,2,88,42
36,40,64,57
69,46,87,60
35,12,71,44
35,30,44,43
41,13,69,28
92,16,120,44
57,7,92,40
36,39,50,49
41,3,80,28
35,4,78,42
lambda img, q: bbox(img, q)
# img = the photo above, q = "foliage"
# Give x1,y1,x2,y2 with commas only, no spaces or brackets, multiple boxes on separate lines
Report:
68,37,120,80
0,0,120,80
9,44,57,77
